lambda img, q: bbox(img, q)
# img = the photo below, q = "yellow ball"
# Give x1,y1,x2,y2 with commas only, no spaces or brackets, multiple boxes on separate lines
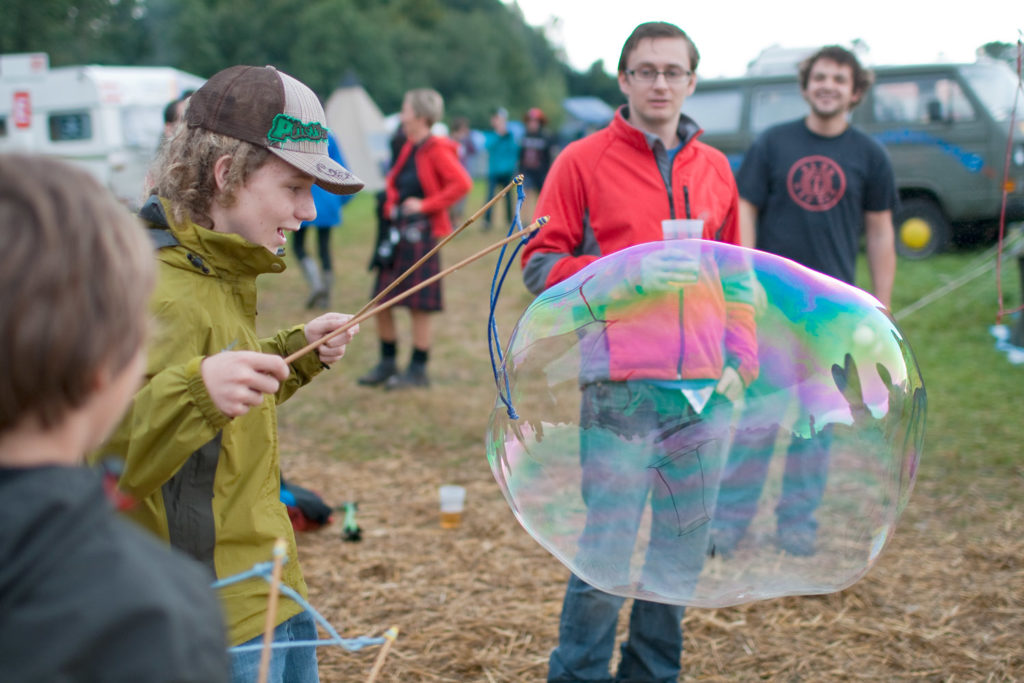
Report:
901,218,931,250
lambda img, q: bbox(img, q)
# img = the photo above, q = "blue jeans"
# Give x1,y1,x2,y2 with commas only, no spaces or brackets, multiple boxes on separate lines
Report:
714,399,833,537
230,612,319,683
574,383,723,599
485,173,515,227
548,382,725,682
548,574,685,682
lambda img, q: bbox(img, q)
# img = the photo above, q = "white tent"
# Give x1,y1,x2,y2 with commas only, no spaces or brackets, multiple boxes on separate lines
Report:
324,73,390,193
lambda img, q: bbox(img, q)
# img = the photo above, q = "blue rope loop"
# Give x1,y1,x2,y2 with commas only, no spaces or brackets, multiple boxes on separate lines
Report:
213,555,387,654
487,177,537,420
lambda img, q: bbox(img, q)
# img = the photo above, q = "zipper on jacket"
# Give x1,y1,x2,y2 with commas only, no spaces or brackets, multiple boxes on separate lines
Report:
660,141,691,377
676,290,685,379
654,142,676,220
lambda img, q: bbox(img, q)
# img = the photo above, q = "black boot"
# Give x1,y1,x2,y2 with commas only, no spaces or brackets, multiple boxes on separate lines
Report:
357,357,397,386
385,360,430,390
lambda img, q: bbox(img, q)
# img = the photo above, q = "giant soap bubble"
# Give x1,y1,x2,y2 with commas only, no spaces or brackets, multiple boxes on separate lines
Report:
487,240,925,607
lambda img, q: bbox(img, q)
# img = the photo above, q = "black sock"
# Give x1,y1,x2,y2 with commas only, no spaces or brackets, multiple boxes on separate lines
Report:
381,341,397,359
411,347,429,365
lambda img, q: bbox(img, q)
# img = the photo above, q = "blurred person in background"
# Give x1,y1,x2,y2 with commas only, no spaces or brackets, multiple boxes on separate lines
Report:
293,131,353,309
160,90,194,146
482,106,519,230
449,116,478,224
518,106,558,223
359,88,472,390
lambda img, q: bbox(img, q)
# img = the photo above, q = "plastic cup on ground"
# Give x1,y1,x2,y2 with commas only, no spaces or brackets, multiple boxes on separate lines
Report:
439,485,466,529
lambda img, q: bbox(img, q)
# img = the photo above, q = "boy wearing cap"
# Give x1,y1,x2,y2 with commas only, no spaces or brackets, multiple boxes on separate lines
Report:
99,65,363,681
0,154,229,682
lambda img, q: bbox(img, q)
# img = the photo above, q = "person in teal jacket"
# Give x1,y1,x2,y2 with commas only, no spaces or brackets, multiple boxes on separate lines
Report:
483,106,520,230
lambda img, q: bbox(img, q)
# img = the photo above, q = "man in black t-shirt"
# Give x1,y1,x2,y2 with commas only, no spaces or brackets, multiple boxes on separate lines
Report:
737,45,897,298
712,46,897,558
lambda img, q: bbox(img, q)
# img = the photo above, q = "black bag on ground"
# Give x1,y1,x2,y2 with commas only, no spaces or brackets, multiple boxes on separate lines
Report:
280,476,333,531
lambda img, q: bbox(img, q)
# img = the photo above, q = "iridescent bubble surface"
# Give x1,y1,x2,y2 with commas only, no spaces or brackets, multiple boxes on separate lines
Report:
487,240,925,607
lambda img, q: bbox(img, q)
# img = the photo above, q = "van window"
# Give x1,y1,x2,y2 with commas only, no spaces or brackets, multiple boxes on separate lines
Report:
960,62,1024,122
750,83,805,133
683,90,743,134
872,75,975,124
49,111,92,142
0,116,7,138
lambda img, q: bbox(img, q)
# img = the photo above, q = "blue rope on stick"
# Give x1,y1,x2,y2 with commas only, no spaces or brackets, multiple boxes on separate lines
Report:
213,556,386,654
487,178,529,420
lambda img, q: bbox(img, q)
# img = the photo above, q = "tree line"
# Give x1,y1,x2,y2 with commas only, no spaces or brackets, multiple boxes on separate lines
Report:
0,0,623,126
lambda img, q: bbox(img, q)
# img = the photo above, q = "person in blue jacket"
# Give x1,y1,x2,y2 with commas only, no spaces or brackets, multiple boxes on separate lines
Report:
294,132,354,308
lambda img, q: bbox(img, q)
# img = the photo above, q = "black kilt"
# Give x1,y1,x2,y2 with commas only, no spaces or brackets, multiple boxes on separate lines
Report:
372,216,443,312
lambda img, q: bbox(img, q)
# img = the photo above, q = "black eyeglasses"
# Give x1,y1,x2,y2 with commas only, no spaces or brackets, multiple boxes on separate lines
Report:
625,66,693,84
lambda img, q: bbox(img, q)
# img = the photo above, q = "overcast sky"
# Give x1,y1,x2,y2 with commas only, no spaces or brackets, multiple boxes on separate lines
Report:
508,1,1022,79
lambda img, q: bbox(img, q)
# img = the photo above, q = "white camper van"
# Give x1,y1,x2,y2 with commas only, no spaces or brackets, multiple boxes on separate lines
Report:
0,53,205,208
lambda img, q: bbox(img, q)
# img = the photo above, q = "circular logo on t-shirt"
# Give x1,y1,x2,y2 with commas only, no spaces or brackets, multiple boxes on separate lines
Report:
786,155,846,212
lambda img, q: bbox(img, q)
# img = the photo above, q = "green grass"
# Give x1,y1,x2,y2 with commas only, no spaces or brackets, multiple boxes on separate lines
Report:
862,240,1023,492
257,192,1024,507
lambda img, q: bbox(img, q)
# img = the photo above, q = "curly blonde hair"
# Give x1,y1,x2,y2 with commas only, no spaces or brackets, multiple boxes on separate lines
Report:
147,125,270,227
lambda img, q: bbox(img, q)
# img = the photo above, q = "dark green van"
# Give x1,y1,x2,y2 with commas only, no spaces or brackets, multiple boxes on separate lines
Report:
682,60,1024,258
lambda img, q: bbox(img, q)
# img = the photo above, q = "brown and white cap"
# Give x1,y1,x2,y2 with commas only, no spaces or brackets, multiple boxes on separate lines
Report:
186,65,363,195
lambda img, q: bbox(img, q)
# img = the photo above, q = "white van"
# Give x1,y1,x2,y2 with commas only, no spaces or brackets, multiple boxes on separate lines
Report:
0,53,205,209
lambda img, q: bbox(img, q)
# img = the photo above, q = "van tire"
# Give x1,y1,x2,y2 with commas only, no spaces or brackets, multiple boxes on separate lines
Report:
894,198,951,260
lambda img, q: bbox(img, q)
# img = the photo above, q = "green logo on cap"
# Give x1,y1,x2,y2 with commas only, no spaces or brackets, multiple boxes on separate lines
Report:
267,113,329,145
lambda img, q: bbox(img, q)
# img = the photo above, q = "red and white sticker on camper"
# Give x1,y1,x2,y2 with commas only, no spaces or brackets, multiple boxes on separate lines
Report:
13,91,31,129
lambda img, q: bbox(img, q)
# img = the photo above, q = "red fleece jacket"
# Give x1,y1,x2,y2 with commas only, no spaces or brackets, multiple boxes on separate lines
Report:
385,135,472,238
520,107,758,385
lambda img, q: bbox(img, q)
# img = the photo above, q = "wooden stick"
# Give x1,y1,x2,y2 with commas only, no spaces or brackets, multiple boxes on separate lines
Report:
365,626,399,683
257,538,287,683
356,175,523,319
283,217,547,365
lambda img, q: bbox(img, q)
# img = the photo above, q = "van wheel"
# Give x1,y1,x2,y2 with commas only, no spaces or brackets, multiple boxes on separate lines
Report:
894,198,951,260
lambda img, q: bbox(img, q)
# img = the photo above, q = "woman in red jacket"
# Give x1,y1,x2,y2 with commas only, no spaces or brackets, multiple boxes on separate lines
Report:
359,88,472,389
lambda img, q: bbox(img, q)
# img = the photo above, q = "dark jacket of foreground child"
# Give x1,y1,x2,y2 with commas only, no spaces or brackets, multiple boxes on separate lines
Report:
0,465,229,682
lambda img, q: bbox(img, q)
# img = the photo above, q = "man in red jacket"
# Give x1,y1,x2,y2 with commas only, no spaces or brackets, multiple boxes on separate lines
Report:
521,21,757,682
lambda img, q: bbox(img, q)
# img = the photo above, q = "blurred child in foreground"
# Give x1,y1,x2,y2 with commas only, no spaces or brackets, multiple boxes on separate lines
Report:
0,153,229,682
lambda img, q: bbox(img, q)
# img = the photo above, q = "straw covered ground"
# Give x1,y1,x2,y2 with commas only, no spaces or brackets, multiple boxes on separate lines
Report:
258,193,1023,681
283,453,1022,682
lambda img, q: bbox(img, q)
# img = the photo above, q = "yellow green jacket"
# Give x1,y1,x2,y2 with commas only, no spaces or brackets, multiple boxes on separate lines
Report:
99,197,325,646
